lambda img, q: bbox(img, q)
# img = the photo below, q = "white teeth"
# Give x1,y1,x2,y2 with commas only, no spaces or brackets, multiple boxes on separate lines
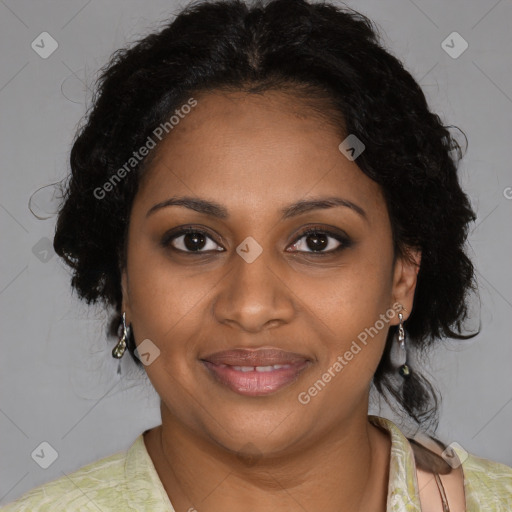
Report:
255,365,274,372
230,364,292,372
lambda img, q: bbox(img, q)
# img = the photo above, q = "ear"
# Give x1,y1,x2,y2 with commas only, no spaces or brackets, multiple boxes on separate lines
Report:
391,247,421,324
121,269,132,321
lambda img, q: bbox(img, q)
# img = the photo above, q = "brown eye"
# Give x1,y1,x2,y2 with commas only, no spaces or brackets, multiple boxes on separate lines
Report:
161,228,224,253
288,228,352,254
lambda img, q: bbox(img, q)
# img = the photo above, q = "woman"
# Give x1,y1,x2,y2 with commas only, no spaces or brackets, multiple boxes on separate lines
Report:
2,0,511,510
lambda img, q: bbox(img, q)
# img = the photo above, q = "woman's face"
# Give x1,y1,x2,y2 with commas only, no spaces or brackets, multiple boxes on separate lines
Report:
122,90,420,455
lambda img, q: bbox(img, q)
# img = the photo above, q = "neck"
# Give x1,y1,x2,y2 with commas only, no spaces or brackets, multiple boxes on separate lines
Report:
144,404,390,512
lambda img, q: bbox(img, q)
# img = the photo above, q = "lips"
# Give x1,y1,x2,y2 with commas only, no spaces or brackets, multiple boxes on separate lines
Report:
201,348,311,397
203,348,310,367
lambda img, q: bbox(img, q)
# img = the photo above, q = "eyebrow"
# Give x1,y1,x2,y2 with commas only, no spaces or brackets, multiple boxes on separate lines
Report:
146,195,367,221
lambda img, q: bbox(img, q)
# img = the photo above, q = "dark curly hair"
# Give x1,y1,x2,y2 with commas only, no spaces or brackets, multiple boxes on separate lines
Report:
53,0,478,430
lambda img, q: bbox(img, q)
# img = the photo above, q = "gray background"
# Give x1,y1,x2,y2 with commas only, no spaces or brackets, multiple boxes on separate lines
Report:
1,0,511,505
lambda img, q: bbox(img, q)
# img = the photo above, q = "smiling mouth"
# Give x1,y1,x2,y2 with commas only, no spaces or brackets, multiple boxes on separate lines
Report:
201,348,312,396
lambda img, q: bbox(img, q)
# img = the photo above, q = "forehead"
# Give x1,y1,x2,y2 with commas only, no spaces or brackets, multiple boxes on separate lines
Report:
134,90,386,223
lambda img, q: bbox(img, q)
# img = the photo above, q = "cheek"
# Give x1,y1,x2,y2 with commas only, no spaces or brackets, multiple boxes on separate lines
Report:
304,242,395,381
125,238,211,353
304,240,394,327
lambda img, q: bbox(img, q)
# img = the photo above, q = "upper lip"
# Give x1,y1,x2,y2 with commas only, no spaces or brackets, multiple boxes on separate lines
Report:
201,348,311,366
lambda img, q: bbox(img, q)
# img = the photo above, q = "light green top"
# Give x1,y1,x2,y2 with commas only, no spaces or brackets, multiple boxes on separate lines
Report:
2,416,511,511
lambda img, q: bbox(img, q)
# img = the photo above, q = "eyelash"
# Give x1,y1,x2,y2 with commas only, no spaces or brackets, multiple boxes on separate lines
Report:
160,226,352,256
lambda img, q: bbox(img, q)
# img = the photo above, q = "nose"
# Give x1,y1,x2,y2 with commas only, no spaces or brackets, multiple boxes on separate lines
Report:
212,245,296,333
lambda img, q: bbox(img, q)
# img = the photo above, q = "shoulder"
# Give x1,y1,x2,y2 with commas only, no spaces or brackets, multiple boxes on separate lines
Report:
1,440,134,511
454,446,512,510
368,415,512,511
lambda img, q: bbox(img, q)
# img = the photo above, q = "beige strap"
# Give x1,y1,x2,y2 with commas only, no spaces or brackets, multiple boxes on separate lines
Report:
433,473,450,512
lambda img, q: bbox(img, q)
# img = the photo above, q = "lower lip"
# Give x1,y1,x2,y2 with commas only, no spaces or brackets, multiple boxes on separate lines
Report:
202,361,310,396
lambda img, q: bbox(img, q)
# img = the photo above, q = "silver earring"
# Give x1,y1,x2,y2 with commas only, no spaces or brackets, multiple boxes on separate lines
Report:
112,312,128,368
390,312,410,377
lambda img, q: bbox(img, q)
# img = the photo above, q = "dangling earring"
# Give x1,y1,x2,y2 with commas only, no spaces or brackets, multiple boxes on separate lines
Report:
397,312,410,377
112,312,128,374
390,311,410,377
